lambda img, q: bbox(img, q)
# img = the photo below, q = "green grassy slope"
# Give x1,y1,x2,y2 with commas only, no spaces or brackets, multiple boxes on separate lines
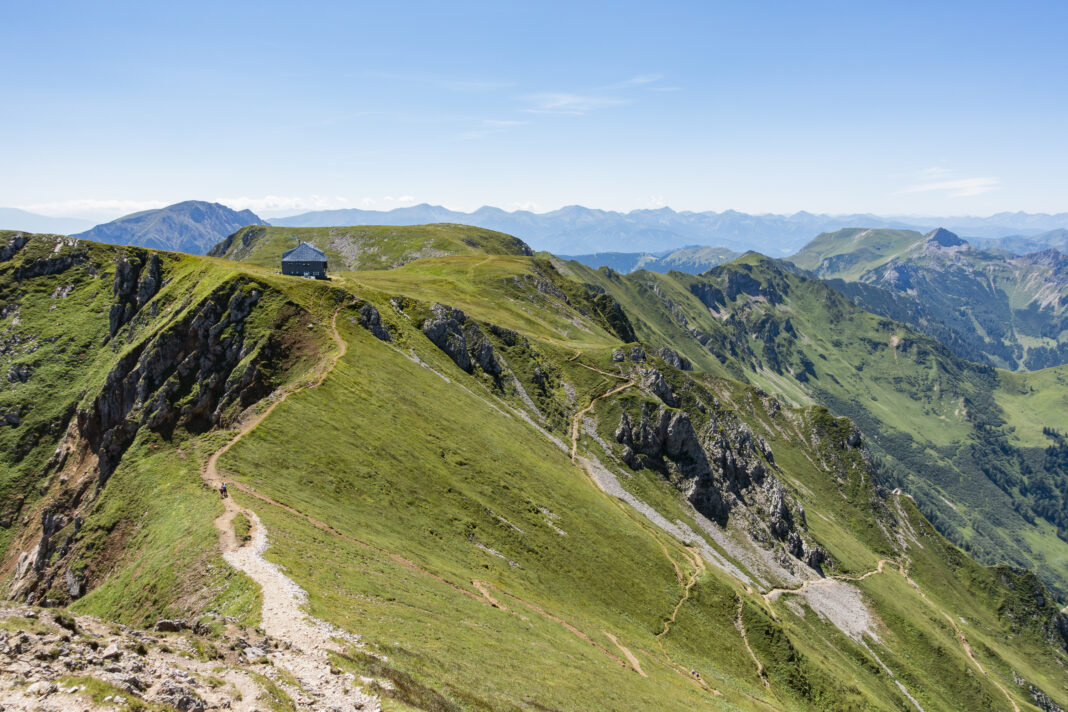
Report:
3,231,1067,711
207,223,533,272
568,254,1068,600
0,230,337,622
789,228,924,280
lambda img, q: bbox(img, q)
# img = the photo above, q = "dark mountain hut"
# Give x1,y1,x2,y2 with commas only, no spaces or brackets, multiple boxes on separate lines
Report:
281,242,328,279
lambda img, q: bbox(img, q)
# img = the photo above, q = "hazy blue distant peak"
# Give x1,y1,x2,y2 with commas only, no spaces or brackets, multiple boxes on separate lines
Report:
0,207,95,235
271,203,1068,256
75,200,262,255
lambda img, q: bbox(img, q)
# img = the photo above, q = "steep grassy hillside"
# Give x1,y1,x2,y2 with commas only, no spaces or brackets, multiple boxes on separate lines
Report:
0,230,334,620
566,254,1068,600
208,223,533,271
2,231,1067,712
790,228,1068,369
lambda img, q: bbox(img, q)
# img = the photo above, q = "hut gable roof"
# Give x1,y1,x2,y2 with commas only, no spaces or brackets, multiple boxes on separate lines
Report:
281,242,327,262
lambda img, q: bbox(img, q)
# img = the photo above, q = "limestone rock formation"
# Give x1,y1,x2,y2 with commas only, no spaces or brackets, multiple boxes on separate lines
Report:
357,302,392,342
422,303,501,376
615,400,827,570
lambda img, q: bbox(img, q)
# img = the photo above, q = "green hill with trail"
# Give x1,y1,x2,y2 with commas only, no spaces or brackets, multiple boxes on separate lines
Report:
565,253,1068,600
1,229,1066,711
208,223,534,272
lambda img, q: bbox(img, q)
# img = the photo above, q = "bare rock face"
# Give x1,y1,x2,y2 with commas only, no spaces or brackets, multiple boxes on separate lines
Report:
81,280,271,482
0,234,30,262
616,400,826,570
11,277,292,606
639,368,678,407
109,252,162,337
357,303,392,342
423,303,472,371
656,346,691,370
422,303,502,376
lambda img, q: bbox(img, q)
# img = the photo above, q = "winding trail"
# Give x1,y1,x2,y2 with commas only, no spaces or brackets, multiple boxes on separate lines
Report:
762,558,898,604
653,548,723,695
569,377,635,461
761,553,1020,712
202,305,380,712
735,596,769,688
899,566,1020,712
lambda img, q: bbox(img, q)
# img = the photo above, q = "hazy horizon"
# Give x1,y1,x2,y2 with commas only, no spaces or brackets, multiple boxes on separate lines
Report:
9,199,1068,225
4,1,1068,221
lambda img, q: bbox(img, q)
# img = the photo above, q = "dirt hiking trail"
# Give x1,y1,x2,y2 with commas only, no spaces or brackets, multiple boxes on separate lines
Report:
202,306,380,712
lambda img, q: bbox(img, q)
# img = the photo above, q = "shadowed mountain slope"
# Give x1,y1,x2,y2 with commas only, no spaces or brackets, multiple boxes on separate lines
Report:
790,227,1068,370
76,201,261,255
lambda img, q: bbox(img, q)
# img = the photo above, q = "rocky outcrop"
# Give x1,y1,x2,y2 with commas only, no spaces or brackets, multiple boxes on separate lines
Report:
357,303,392,342
9,278,298,606
423,304,472,371
82,280,272,481
11,241,90,282
616,400,826,570
0,234,29,262
422,303,501,376
656,346,691,370
109,252,162,337
639,368,678,407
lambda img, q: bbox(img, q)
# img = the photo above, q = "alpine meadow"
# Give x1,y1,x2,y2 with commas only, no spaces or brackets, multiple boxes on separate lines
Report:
2,2,1068,711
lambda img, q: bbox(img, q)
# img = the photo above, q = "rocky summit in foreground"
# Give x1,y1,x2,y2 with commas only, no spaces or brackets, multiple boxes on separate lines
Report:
1,228,1067,711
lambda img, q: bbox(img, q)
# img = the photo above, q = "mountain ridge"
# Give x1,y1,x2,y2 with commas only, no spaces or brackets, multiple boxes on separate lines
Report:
270,203,1068,255
789,227,1068,370
75,200,262,255
3,228,1068,711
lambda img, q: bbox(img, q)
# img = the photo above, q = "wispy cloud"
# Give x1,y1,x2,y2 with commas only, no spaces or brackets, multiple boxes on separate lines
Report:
520,73,674,116
217,194,417,215
605,73,662,89
899,176,1001,198
457,119,527,140
18,198,168,218
521,92,630,115
366,70,513,92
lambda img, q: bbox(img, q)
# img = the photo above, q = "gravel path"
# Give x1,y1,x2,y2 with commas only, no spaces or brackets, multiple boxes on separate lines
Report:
204,306,380,711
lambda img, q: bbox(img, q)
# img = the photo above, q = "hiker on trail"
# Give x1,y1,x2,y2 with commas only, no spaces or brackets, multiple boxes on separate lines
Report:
220,482,228,498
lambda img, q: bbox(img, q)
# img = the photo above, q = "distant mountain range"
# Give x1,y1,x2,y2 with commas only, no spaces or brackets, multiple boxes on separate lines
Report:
6,200,1068,258
271,203,1068,255
0,208,95,235
971,228,1068,255
75,201,262,254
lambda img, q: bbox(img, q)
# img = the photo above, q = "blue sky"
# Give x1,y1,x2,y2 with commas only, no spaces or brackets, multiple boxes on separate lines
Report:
2,1,1066,219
